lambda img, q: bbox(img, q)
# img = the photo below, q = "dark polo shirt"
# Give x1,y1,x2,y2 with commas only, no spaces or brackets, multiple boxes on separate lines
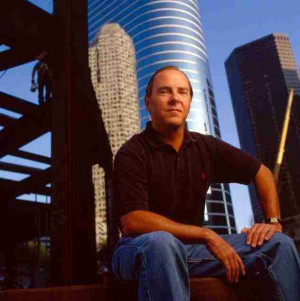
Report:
113,122,261,228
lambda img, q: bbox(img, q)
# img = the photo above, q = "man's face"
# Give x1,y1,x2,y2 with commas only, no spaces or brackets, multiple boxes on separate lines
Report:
146,69,191,128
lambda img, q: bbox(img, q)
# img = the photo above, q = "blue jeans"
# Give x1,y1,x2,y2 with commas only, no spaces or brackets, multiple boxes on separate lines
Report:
112,231,300,301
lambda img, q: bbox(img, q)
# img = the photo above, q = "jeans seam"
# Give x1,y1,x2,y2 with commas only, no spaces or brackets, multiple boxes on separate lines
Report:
188,257,217,262
242,253,285,300
188,250,276,262
114,245,152,301
267,265,285,301
138,247,152,301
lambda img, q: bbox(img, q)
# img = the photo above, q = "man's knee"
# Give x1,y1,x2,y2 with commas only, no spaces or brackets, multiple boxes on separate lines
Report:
264,232,297,259
270,233,294,248
140,231,185,256
143,231,180,246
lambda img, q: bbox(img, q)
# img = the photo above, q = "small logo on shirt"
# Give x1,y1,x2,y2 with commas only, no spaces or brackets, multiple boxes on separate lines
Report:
201,172,206,181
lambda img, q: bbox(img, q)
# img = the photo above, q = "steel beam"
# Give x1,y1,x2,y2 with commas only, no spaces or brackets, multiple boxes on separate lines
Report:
1,0,54,49
0,113,16,127
0,92,39,115
0,161,43,175
11,150,51,165
0,168,51,197
0,102,51,159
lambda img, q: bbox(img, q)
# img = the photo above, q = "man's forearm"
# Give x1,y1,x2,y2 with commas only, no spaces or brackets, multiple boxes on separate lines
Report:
121,209,246,283
121,210,213,244
254,164,281,219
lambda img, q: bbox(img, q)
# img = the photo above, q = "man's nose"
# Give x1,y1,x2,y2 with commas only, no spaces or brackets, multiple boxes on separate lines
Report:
169,92,180,104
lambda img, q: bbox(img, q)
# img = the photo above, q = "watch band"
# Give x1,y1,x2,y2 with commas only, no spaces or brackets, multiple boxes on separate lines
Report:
265,217,281,224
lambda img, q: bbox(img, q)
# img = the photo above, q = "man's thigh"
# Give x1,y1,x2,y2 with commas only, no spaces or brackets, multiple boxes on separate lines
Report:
112,231,187,281
186,233,278,278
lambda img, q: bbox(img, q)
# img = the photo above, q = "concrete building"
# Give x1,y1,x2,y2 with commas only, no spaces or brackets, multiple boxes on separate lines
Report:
225,34,300,240
88,0,237,234
89,23,140,249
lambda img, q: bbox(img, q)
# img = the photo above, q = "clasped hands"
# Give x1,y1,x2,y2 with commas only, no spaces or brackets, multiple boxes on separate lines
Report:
206,223,282,284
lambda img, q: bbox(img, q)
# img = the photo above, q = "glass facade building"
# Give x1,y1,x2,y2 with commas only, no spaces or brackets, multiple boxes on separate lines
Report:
88,0,237,234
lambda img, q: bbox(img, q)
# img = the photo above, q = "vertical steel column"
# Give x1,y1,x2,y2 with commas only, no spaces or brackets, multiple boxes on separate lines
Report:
50,0,110,285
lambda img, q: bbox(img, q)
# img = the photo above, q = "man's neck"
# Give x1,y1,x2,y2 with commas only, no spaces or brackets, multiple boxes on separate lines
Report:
152,122,185,152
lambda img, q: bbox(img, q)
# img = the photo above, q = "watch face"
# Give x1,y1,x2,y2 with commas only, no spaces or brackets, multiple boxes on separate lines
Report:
270,218,280,223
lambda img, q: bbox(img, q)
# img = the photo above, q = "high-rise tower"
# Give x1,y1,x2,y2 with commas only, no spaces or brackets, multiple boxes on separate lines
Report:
88,0,237,234
89,23,140,248
225,33,300,234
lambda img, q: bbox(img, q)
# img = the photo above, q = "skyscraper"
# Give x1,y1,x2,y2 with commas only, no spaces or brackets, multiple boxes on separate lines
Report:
89,23,140,248
88,0,237,234
225,33,300,233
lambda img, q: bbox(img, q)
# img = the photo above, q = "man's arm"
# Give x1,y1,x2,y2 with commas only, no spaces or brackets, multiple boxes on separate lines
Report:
121,210,245,283
241,164,282,247
31,62,40,83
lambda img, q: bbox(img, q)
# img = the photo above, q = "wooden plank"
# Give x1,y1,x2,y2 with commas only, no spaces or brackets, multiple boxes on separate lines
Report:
0,285,106,301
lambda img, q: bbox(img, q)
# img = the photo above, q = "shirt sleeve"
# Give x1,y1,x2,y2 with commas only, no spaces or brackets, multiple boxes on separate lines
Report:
113,147,149,219
210,137,261,184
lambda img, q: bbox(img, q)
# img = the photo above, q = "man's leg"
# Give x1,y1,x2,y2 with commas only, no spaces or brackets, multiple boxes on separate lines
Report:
112,231,190,301
45,77,52,101
38,81,44,105
186,233,300,301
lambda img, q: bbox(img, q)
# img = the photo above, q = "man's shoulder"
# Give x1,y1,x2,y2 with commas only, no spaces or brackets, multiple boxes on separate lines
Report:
189,131,217,147
188,131,220,160
116,132,149,157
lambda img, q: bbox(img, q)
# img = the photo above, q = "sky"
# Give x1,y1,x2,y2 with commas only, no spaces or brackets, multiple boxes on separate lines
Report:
199,0,300,230
0,0,299,231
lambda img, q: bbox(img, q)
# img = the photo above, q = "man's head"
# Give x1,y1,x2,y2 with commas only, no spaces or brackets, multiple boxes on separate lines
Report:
145,66,193,129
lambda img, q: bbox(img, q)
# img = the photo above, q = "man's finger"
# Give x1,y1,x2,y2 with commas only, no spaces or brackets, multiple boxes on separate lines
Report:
241,228,250,233
227,255,236,283
236,254,245,278
249,224,265,247
224,260,232,283
246,224,258,245
232,255,240,283
257,225,273,246
264,227,276,241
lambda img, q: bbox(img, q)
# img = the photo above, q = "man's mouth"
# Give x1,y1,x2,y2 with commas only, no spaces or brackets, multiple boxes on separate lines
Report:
167,109,181,113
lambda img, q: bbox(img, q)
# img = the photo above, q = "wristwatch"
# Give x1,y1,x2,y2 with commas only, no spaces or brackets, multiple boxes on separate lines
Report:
265,217,281,224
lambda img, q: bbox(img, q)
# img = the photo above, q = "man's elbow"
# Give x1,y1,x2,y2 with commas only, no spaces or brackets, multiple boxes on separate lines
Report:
120,211,137,236
255,164,273,182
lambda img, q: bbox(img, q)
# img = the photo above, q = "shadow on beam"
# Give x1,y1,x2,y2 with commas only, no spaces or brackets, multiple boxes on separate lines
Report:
1,0,55,49
0,168,51,197
0,102,51,159
0,92,39,115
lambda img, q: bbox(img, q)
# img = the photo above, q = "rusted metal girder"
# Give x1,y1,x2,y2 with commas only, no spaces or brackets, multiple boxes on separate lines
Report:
0,102,51,158
0,0,113,287
50,0,113,286
0,0,55,71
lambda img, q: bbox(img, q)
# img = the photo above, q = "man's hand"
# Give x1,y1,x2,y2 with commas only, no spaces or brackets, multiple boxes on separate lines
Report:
206,231,245,284
241,223,282,248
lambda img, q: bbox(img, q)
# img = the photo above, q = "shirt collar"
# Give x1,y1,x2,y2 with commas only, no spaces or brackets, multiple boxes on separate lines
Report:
143,121,196,149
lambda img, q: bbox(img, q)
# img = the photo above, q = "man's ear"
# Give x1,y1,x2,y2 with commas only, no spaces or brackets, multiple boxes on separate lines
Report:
145,97,151,113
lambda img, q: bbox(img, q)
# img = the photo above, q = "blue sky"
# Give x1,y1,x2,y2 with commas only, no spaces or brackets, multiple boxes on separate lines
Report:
199,0,300,230
0,0,299,230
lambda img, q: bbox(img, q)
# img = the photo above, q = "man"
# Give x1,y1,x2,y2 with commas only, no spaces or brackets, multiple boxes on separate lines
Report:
31,52,52,105
112,66,300,300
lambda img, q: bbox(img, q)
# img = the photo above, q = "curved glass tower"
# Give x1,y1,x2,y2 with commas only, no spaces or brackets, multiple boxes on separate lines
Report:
88,0,237,234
